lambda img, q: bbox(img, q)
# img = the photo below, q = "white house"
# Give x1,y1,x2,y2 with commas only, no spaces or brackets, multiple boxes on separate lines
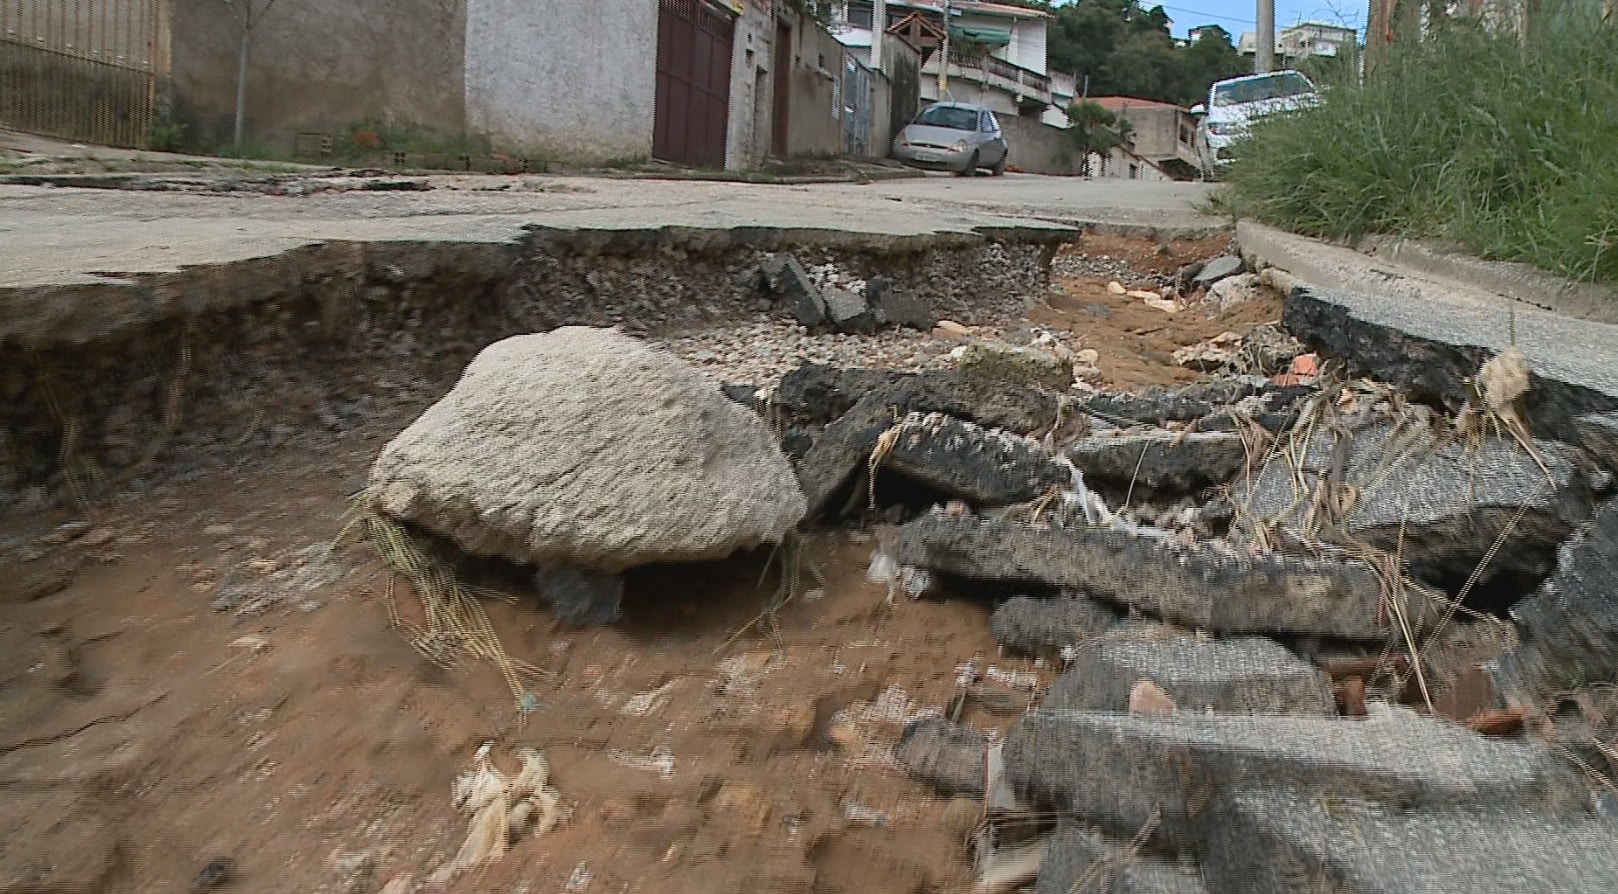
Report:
830,0,1052,117
1239,21,1358,59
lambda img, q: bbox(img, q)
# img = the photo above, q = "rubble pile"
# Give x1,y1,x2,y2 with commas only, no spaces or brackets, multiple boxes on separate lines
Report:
743,327,1618,891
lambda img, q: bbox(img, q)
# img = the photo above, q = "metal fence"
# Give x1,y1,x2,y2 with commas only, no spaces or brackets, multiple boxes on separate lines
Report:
0,0,164,149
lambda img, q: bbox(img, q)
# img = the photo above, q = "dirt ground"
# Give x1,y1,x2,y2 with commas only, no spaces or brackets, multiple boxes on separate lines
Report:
0,238,1281,894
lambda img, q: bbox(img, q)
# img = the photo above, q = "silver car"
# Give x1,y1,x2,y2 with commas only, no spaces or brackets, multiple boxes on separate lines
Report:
893,102,1009,176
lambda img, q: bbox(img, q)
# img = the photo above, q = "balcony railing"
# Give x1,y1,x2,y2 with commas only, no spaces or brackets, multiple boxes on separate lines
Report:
933,48,1052,102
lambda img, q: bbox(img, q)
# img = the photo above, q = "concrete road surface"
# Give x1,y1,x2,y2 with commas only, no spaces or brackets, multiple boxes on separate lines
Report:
0,172,1219,291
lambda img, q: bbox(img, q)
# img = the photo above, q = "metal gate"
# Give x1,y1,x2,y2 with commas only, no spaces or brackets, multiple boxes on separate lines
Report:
0,0,164,149
840,52,872,157
654,0,733,168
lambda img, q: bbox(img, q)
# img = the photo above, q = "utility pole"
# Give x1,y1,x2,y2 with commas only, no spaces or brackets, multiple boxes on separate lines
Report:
870,0,886,70
1365,0,1388,75
937,0,951,96
1255,0,1275,72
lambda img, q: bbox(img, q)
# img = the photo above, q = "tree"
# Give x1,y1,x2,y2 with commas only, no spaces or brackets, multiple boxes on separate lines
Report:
1175,26,1249,104
222,0,280,150
1066,99,1131,176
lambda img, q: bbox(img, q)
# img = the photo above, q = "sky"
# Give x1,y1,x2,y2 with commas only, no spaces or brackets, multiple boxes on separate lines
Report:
1117,0,1368,39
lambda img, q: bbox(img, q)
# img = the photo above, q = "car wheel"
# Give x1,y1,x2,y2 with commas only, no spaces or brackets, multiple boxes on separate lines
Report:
955,151,979,177
990,154,1006,176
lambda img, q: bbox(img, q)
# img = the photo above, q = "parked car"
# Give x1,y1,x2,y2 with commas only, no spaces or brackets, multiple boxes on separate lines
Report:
1191,70,1320,179
892,102,1009,177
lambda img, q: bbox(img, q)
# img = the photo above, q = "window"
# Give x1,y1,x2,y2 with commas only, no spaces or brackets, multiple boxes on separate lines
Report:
1211,72,1316,107
915,105,979,130
847,3,874,29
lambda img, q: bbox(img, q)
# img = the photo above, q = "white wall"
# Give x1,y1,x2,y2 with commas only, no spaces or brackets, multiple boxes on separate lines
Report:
1011,18,1047,74
465,0,658,161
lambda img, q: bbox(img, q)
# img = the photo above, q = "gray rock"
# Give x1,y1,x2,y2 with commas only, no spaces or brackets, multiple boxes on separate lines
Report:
1069,430,1249,492
1193,254,1244,285
1203,792,1618,894
761,253,826,326
953,341,1074,392
1046,636,1334,714
879,412,1071,507
1284,286,1618,443
866,276,936,330
893,717,987,797
990,595,1120,657
1576,411,1618,471
1208,272,1260,311
823,285,878,333
532,564,623,626
370,328,806,573
1037,824,1208,894
1004,711,1586,849
1233,423,1591,586
893,514,1438,639
1500,498,1618,693
774,363,1059,433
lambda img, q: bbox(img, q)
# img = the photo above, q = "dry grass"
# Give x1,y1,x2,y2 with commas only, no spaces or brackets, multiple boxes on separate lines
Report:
339,493,549,712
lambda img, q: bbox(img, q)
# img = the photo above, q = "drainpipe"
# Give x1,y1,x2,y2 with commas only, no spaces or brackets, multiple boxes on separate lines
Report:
234,22,250,148
937,0,950,95
870,0,886,70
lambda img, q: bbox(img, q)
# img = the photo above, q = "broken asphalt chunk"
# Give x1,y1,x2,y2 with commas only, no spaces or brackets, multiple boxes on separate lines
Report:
760,252,827,327
893,717,988,798
1068,430,1249,492
1045,636,1334,715
774,364,1059,433
878,413,1071,506
1233,423,1592,587
893,514,1437,639
1499,498,1618,696
1004,711,1587,850
1036,824,1209,894
989,595,1120,658
1202,792,1618,894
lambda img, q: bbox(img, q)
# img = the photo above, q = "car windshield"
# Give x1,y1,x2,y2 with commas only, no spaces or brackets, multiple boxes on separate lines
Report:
1211,73,1314,107
914,105,978,131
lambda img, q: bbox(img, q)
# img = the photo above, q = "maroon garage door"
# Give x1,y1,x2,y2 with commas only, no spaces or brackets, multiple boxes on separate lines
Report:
654,0,733,168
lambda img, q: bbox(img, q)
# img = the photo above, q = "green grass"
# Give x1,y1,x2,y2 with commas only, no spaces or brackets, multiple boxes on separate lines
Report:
1219,7,1618,285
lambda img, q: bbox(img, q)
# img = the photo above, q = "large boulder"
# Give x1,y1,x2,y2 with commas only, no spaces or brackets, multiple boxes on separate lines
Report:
370,328,806,573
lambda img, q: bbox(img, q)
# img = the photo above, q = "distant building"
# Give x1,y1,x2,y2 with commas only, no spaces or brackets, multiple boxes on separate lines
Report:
830,0,1053,117
1085,95,1200,178
1238,21,1359,59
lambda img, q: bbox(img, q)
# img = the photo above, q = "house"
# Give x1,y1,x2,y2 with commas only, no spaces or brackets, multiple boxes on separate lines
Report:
1086,96,1200,179
1,0,921,171
830,0,1052,118
1238,21,1358,59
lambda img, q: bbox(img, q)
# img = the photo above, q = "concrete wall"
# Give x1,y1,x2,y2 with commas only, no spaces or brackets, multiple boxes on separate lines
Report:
783,16,845,157
170,0,466,153
726,0,775,169
465,0,656,162
1112,105,1186,162
1000,113,1081,175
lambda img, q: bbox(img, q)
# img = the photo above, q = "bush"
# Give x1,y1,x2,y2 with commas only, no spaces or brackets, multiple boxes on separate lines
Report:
1219,7,1618,285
